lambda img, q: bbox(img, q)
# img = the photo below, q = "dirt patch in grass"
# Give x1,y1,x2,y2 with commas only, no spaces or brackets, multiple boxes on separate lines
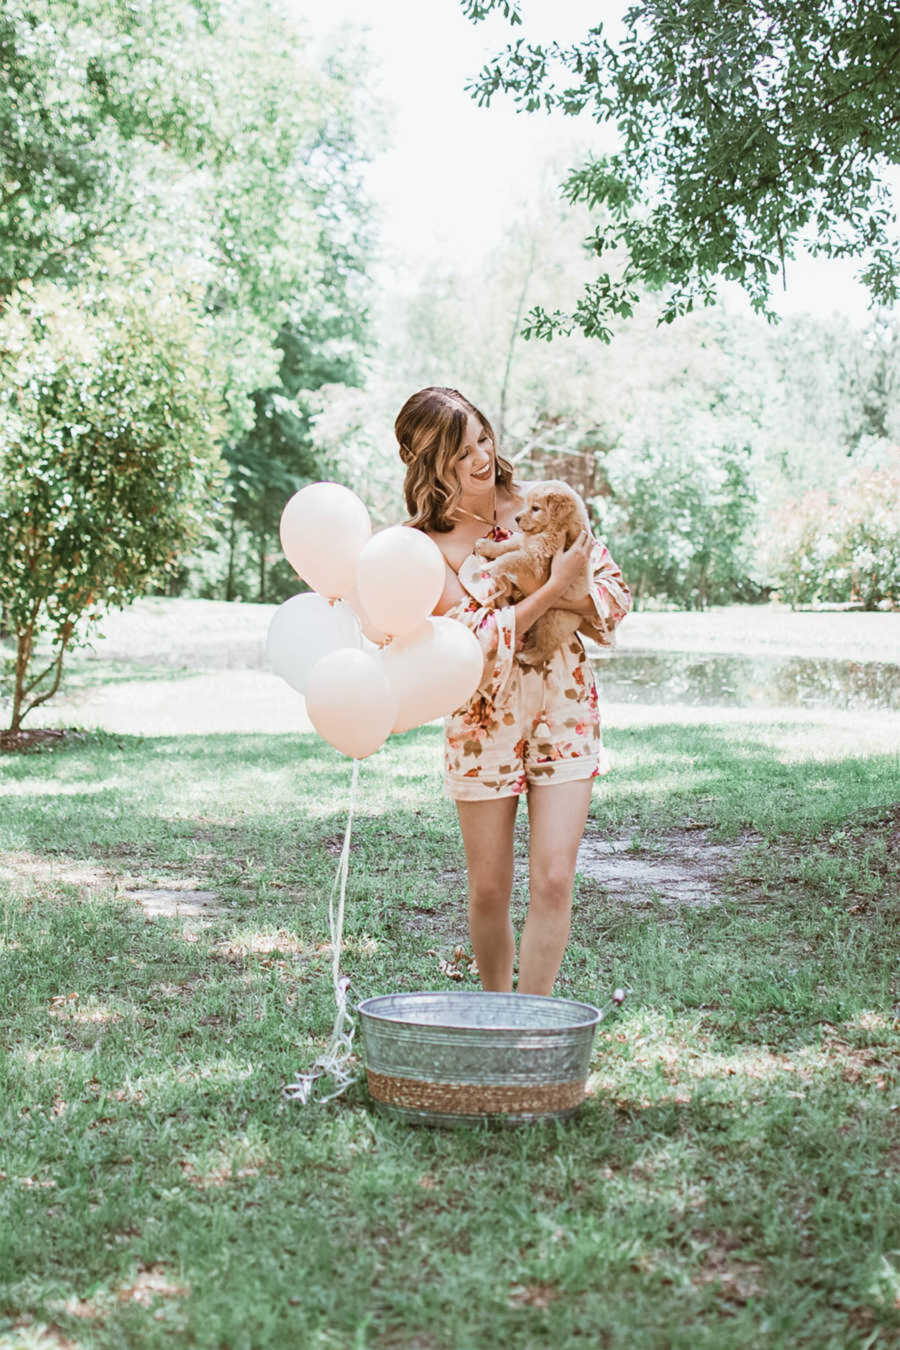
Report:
433,831,751,913
0,852,124,891
334,810,897,921
575,826,766,909
125,886,229,920
507,1281,561,1310
576,808,899,912
46,1264,190,1323
0,727,90,755
0,852,237,927
5,1321,80,1348
690,1236,765,1304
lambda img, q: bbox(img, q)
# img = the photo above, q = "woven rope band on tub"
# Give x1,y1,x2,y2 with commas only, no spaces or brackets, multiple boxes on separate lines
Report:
366,1070,585,1115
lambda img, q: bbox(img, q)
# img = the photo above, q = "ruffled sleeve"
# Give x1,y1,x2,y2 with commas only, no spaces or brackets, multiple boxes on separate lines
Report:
579,536,632,648
445,554,517,702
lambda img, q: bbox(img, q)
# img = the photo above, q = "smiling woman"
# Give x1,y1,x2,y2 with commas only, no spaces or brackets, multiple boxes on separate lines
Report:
397,388,516,532
395,385,631,998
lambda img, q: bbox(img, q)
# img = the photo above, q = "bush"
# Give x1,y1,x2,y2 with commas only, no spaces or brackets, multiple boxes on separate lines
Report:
592,436,758,609
0,269,227,729
770,458,900,609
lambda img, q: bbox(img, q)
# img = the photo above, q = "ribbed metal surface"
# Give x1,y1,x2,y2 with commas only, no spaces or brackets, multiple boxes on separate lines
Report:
357,991,603,1126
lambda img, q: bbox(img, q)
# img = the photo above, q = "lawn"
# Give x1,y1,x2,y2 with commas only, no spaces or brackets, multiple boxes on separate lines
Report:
1,711,898,1349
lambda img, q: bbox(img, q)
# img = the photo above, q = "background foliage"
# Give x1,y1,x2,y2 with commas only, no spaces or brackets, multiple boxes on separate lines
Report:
0,0,380,723
0,265,227,729
769,457,900,610
461,0,900,340
2,0,899,730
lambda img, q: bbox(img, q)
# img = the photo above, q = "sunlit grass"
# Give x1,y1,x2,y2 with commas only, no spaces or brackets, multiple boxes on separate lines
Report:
0,724,897,1348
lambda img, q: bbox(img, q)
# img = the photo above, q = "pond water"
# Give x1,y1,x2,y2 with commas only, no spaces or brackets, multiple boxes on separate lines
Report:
592,650,900,712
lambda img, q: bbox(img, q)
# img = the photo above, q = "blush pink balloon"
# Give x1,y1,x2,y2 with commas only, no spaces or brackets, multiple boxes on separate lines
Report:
265,595,361,695
279,482,371,599
378,617,484,733
355,526,445,638
304,648,398,759
344,580,389,646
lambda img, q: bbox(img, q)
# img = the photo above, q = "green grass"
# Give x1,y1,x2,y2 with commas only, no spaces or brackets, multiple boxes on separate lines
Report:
1,724,898,1349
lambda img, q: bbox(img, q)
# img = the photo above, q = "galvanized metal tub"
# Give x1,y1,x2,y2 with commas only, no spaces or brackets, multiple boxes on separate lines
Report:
357,990,614,1126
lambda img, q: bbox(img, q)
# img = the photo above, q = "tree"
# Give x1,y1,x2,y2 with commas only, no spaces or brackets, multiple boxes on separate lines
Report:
2,0,382,610
594,430,758,608
0,267,227,731
461,0,900,340
219,34,377,602
0,0,224,301
319,131,900,607
1,0,379,439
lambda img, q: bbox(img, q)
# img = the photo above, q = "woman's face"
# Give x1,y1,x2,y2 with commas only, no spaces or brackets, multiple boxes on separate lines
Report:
453,411,494,494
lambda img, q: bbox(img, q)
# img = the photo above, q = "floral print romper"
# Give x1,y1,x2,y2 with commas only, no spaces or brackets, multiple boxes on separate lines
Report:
443,524,632,800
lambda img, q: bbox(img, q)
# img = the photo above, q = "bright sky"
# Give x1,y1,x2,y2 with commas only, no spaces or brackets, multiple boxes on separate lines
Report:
289,0,897,323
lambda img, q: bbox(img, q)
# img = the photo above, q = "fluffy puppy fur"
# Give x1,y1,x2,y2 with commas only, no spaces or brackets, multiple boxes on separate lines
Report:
474,479,592,666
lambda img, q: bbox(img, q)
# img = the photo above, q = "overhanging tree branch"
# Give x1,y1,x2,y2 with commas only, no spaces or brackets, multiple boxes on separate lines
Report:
461,0,900,339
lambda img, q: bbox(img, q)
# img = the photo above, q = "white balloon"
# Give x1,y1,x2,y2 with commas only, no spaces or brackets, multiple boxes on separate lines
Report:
344,580,389,646
379,617,484,733
356,526,445,638
266,594,361,695
305,648,398,759
279,482,371,599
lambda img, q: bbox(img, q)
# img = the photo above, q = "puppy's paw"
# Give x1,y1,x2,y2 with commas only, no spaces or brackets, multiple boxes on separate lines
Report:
473,539,498,558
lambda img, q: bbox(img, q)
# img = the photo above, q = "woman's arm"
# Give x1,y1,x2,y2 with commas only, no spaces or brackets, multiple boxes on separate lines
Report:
552,595,601,618
432,532,592,695
578,535,632,643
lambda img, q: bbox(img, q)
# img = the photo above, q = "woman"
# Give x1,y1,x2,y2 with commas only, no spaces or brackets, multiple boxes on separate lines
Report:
397,386,631,997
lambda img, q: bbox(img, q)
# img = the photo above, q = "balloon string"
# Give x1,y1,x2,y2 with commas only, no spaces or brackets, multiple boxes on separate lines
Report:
284,757,361,1105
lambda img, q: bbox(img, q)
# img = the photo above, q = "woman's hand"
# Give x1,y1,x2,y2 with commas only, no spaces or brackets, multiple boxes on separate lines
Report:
548,530,592,596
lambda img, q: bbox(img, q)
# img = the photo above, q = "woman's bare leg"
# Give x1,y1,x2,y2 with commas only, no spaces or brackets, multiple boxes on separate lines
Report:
455,795,519,992
518,778,594,996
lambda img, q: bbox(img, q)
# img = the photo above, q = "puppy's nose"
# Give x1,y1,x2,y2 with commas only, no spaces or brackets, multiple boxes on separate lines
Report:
514,512,522,524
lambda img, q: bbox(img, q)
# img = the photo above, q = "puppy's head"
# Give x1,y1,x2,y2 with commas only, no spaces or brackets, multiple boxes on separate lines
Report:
515,480,587,544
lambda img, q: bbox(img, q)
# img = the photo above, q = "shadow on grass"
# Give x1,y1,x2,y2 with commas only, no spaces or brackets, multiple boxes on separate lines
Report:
1,721,896,851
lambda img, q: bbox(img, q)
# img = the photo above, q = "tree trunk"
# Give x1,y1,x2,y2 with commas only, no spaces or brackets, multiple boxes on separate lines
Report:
225,511,238,602
9,623,35,733
8,606,70,732
498,238,537,446
257,526,266,605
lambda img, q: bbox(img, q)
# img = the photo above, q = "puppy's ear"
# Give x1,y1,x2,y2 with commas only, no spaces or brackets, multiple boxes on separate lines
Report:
558,494,588,546
543,488,573,513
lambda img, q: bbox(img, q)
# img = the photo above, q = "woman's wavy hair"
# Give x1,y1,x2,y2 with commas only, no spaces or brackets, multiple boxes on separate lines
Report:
396,386,516,532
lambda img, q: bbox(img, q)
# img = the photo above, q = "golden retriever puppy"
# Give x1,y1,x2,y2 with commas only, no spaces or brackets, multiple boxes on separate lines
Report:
474,479,592,665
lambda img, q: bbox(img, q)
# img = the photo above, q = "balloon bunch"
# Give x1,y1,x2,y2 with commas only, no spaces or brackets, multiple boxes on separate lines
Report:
266,482,483,758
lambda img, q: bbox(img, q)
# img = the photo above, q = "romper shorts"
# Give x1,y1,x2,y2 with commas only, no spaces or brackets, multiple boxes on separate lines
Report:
443,638,608,801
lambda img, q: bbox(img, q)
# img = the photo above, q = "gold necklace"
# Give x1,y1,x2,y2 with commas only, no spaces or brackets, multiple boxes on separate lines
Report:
453,492,497,528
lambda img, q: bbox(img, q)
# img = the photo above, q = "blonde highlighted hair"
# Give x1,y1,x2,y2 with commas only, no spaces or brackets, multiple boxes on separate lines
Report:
396,386,516,532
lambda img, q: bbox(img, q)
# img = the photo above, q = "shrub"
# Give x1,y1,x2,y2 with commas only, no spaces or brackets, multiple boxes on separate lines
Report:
592,436,758,609
770,458,900,609
0,271,227,730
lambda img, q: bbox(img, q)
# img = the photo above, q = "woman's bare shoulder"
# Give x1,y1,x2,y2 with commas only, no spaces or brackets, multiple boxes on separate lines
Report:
424,525,457,556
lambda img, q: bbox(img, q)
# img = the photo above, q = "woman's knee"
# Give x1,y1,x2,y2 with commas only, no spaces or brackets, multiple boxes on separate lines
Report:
468,879,512,915
530,861,575,909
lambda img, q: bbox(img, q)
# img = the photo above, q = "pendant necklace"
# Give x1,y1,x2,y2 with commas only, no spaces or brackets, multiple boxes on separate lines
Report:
453,489,497,529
